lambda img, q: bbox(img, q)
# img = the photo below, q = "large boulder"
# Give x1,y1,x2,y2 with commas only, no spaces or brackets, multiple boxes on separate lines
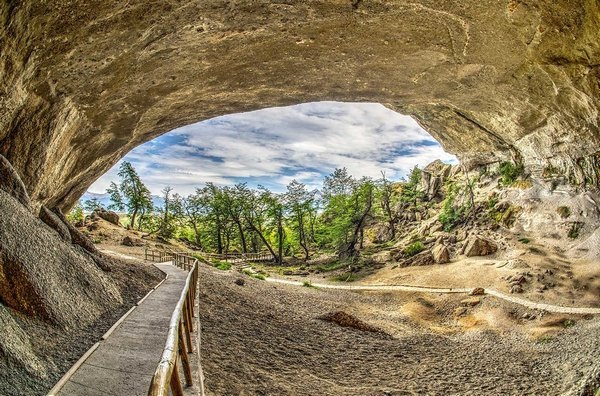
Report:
122,235,144,247
432,244,450,264
0,190,122,326
420,160,452,200
0,155,31,209
94,208,120,226
464,236,498,257
403,250,435,267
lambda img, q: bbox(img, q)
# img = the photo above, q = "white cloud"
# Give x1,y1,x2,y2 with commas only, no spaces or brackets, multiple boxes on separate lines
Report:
88,102,457,195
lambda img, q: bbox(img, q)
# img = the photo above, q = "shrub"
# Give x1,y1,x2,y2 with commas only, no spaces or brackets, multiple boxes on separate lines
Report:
499,161,524,186
67,202,84,224
404,241,425,257
518,237,530,244
214,261,232,271
568,222,583,239
243,268,266,280
438,182,465,231
562,319,576,328
330,272,360,282
316,261,347,272
557,206,571,219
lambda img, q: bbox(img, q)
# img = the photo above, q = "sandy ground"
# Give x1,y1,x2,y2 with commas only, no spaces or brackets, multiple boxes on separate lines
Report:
197,265,600,396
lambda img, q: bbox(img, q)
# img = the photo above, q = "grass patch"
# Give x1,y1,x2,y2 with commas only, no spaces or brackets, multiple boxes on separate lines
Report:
557,206,571,219
243,268,266,280
213,261,232,271
536,335,554,344
499,161,524,186
302,280,316,288
329,272,361,282
315,261,347,272
562,319,576,328
403,241,425,258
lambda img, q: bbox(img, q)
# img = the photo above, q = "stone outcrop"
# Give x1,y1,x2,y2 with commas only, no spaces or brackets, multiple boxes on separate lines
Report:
420,160,453,200
432,244,450,264
0,155,31,209
93,208,120,226
1,2,600,209
463,236,498,257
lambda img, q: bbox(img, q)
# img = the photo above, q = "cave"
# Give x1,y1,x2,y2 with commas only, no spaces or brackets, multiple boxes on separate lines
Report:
1,1,599,211
1,1,600,395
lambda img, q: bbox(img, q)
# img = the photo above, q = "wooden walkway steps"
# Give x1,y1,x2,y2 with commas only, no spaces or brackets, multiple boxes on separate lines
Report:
55,263,189,396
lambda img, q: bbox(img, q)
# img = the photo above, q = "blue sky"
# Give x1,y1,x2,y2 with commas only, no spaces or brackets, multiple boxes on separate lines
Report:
88,102,457,196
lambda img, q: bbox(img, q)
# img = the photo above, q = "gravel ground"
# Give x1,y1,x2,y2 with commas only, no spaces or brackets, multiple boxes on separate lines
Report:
198,266,600,396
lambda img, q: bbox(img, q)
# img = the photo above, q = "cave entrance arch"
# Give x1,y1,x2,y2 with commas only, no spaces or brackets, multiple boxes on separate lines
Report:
1,1,598,210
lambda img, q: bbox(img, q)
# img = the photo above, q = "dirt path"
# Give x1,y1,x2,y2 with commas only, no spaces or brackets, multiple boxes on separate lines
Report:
198,266,600,396
265,277,600,315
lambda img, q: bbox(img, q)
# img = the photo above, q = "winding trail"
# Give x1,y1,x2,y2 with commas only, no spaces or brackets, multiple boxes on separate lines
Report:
265,277,600,315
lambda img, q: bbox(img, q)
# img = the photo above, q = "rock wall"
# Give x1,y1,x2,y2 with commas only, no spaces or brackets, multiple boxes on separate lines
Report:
1,1,600,209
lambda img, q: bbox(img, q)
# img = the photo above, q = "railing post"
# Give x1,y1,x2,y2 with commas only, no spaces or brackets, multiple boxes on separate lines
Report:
170,360,184,396
178,322,193,386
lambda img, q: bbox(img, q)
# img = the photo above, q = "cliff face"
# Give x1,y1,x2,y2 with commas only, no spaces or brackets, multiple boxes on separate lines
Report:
1,1,600,209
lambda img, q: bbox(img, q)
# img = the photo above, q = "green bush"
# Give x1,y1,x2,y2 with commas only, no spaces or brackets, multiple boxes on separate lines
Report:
518,237,530,244
438,183,464,231
403,241,425,257
568,222,583,239
214,261,232,271
499,161,524,186
243,268,266,280
557,206,571,219
329,272,360,282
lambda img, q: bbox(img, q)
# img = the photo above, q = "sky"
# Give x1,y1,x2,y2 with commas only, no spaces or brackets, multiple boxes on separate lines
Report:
88,102,457,196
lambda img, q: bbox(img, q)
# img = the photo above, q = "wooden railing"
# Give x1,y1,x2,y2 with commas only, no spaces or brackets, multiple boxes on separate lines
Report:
195,251,274,263
144,248,273,264
148,254,199,396
144,248,176,263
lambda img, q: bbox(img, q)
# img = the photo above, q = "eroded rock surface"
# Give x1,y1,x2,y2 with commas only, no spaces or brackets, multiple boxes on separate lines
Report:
1,1,599,209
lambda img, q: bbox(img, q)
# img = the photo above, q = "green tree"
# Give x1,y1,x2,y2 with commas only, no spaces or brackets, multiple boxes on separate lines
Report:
377,171,398,239
242,186,280,262
106,181,125,212
284,180,314,261
222,184,250,253
83,197,103,212
117,161,153,229
67,201,84,224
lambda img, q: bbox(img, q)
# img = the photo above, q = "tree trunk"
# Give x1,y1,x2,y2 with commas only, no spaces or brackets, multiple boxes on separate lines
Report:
250,223,279,263
216,218,223,254
297,212,309,261
130,207,138,231
277,213,284,265
236,220,247,253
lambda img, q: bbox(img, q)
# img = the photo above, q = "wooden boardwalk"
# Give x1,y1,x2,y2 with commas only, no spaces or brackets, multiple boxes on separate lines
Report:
56,263,189,396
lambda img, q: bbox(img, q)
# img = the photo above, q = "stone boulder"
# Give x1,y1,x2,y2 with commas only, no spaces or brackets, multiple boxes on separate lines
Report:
464,236,498,257
94,208,120,226
372,251,392,264
0,155,31,209
404,250,435,267
122,235,144,247
432,244,450,264
420,160,452,200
